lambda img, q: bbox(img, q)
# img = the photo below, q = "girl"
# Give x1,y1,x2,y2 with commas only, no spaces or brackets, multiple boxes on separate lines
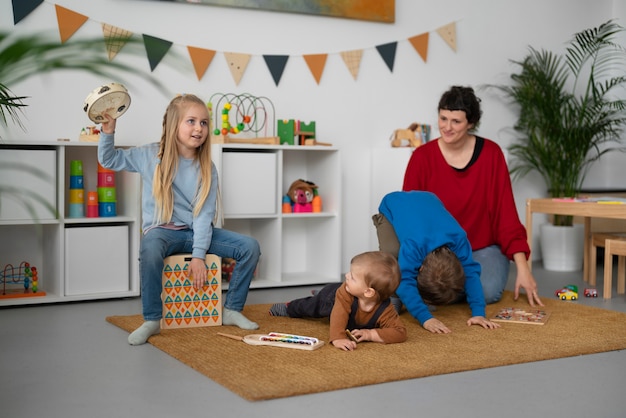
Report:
98,94,260,345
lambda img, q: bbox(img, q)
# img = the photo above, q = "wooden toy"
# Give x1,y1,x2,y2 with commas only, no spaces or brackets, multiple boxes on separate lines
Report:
83,82,131,123
161,254,222,329
218,332,325,351
0,261,46,299
490,307,551,325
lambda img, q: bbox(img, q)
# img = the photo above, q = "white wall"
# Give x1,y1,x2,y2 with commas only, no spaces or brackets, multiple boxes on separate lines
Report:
1,0,624,273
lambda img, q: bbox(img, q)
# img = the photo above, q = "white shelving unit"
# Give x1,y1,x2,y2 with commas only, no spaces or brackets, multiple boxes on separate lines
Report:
0,141,140,306
211,143,342,289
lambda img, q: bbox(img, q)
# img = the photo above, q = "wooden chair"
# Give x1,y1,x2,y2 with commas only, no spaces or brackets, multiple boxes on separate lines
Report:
601,238,626,299
589,233,626,287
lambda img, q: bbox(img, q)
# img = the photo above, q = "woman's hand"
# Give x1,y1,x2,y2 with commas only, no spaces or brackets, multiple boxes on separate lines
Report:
512,253,544,307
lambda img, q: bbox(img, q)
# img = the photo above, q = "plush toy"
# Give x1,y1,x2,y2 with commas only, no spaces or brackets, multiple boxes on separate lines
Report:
286,179,319,213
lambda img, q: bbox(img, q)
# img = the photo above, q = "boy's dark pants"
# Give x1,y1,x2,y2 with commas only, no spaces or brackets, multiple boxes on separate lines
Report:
286,282,343,318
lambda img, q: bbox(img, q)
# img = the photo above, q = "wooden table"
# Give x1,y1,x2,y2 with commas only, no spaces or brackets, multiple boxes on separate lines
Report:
525,198,626,282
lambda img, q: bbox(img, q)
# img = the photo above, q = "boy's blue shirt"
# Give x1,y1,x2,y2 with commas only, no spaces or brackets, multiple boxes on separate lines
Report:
378,191,485,324
98,132,218,259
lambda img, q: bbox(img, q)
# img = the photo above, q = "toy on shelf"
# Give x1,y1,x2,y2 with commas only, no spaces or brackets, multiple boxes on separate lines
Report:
390,123,431,148
79,126,100,142
278,119,332,146
208,92,279,145
1,261,46,299
285,179,321,213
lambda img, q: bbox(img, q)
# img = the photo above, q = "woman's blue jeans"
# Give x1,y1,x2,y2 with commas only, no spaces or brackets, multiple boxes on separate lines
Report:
472,245,510,304
139,227,261,321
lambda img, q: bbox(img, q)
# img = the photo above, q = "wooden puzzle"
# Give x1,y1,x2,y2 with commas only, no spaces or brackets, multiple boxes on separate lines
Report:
490,307,551,325
161,254,222,329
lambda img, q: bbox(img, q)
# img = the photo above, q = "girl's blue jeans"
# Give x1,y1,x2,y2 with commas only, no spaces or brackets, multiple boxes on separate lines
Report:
139,227,261,321
472,245,510,304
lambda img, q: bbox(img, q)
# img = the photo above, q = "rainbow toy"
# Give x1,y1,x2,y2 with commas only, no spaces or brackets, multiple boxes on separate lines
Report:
218,331,324,351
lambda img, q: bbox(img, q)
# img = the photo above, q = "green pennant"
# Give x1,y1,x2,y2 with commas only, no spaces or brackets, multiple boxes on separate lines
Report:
142,34,173,72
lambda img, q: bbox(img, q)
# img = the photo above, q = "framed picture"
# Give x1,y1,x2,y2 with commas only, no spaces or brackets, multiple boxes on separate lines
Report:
162,0,395,23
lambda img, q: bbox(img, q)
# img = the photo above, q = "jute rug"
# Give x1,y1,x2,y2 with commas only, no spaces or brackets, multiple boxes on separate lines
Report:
106,291,626,401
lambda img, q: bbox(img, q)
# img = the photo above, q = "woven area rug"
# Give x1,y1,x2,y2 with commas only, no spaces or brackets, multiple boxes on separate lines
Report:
106,291,626,401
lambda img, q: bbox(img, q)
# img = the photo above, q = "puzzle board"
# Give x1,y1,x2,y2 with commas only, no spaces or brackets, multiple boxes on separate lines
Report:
490,307,551,325
161,254,222,329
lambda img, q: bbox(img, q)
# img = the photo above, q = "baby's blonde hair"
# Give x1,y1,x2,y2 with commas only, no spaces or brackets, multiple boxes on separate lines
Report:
351,251,400,301
152,94,212,223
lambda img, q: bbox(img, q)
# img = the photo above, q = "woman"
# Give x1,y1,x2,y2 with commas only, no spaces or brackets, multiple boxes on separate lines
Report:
402,86,543,307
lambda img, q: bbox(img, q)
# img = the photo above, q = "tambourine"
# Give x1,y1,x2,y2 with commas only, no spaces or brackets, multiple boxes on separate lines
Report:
83,82,131,123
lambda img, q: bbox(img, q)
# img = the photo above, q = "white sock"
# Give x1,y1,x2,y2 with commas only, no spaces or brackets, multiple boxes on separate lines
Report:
128,320,161,345
222,308,259,330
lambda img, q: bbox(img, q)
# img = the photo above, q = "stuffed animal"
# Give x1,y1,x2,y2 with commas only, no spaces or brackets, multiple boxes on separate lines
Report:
286,179,319,213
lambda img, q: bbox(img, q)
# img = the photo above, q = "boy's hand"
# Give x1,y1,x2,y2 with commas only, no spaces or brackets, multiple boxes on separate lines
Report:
423,317,451,334
467,316,501,329
331,338,357,351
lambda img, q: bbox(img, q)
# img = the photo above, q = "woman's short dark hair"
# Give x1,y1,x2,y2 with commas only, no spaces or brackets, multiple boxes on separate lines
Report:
438,86,482,129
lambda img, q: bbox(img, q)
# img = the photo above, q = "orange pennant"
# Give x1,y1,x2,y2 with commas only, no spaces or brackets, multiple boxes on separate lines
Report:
187,46,216,81
303,54,328,85
436,22,457,52
224,52,251,85
408,32,429,62
340,49,363,80
55,5,88,44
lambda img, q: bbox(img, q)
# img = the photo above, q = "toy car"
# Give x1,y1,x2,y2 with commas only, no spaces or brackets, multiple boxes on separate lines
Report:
584,288,598,298
555,284,579,297
558,289,578,300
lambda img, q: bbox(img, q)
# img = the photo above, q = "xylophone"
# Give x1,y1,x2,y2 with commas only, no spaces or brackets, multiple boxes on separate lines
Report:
218,331,324,351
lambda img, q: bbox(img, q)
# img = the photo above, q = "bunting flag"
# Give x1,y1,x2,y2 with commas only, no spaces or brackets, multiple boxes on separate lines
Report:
436,22,457,52
263,55,289,86
408,33,429,62
11,0,459,83
187,46,216,80
340,50,363,80
55,5,88,43
143,34,173,71
376,42,398,72
224,52,251,85
303,54,328,85
12,0,43,24
102,24,133,61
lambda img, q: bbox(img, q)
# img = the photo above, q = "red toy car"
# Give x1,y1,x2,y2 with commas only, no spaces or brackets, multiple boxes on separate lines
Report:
584,288,598,298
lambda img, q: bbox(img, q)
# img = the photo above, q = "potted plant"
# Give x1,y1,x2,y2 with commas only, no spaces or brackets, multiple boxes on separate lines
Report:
0,30,166,218
488,20,626,270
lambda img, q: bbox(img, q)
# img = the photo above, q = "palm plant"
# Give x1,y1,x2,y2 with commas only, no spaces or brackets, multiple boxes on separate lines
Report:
0,30,167,218
489,20,626,226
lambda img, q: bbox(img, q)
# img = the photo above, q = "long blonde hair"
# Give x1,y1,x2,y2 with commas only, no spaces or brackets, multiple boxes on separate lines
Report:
152,94,212,223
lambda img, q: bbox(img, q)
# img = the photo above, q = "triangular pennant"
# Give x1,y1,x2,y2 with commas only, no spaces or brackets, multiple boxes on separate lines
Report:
12,0,43,24
187,46,216,81
142,34,173,72
224,52,251,85
102,24,133,61
376,41,398,72
436,22,457,52
302,54,328,85
263,55,289,86
408,32,429,62
55,5,88,44
340,49,363,80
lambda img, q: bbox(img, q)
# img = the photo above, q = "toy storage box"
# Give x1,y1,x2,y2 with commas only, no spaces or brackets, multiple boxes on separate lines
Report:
161,254,222,329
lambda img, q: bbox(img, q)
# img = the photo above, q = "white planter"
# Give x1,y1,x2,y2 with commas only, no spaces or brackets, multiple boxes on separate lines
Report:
539,223,584,271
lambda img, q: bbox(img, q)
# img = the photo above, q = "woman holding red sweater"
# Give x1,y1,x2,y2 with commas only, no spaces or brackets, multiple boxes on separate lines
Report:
402,86,543,307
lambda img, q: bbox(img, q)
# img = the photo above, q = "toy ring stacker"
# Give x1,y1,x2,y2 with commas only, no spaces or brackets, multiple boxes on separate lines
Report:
83,82,131,123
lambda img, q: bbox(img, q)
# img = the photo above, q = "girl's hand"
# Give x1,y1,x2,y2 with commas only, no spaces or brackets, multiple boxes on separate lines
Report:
101,113,116,134
467,316,500,329
423,317,451,334
188,257,207,289
331,338,357,351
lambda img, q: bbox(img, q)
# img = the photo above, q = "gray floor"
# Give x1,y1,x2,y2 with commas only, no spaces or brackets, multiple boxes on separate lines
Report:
2,261,626,418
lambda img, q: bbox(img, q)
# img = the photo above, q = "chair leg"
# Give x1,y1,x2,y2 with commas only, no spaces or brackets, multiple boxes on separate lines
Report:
618,256,625,295
589,242,598,286
603,246,613,300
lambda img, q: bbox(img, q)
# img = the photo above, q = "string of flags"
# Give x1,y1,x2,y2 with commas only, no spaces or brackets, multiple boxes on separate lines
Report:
12,0,458,86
